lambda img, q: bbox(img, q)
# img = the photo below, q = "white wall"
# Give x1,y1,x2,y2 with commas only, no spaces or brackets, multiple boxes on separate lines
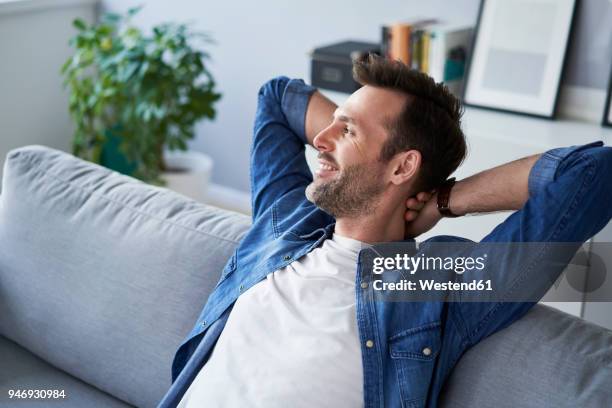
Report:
0,0,97,189
1,0,610,193
100,0,481,193
99,0,612,193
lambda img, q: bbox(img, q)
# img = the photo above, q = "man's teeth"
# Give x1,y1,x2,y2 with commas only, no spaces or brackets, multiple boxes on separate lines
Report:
321,163,337,171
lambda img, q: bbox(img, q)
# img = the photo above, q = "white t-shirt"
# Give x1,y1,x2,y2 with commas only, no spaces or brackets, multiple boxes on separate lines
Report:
177,233,369,408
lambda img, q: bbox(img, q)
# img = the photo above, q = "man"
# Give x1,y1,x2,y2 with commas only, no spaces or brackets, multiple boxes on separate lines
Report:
158,55,612,407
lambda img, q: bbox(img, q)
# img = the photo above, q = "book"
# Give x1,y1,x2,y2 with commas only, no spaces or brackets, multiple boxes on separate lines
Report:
421,31,431,74
386,19,437,66
424,22,473,87
381,26,391,59
379,20,472,96
410,29,423,70
389,23,412,65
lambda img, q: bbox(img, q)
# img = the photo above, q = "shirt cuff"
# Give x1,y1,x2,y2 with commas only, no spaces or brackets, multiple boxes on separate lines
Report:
281,79,318,144
528,141,604,197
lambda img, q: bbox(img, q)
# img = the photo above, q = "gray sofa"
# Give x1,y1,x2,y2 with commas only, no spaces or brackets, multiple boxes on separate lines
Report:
0,145,610,408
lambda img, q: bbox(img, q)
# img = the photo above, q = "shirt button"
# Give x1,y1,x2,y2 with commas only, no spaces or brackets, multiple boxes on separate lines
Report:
422,347,432,356
365,340,374,348
200,321,207,328
239,284,244,292
360,282,368,289
283,254,292,261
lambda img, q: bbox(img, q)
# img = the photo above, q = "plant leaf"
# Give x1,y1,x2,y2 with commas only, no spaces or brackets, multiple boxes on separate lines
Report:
73,18,87,30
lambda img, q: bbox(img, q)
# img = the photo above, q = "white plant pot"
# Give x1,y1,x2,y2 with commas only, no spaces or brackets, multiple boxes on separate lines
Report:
161,150,213,203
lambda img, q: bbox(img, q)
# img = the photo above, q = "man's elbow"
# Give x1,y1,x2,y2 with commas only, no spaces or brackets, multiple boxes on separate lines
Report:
585,146,612,220
257,76,291,102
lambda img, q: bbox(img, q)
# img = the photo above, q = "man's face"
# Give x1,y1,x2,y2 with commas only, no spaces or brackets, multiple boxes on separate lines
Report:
305,85,407,217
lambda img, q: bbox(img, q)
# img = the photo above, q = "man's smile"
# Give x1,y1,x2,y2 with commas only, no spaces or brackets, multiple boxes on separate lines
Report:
316,159,339,178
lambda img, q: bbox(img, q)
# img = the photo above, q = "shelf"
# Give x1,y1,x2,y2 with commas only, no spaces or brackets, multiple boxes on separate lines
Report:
0,0,96,16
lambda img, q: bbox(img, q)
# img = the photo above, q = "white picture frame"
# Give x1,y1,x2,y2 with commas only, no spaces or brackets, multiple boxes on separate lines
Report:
463,0,577,119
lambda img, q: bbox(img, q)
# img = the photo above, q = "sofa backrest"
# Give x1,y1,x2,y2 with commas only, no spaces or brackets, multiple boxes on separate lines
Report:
440,303,612,407
0,145,251,408
1,146,611,407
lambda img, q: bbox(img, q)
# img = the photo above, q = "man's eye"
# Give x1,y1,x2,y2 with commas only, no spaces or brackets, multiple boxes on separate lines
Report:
343,126,354,136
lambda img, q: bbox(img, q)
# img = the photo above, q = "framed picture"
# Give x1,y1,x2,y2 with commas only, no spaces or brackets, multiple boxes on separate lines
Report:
603,64,612,127
463,0,577,119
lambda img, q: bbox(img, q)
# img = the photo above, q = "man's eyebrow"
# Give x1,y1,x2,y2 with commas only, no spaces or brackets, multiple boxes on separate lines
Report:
332,109,356,125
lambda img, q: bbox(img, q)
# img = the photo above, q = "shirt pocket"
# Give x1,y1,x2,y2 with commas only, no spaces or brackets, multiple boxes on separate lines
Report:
388,321,441,408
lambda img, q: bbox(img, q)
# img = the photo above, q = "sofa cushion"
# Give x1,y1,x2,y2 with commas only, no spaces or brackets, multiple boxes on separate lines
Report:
0,335,132,407
440,304,612,407
0,146,252,407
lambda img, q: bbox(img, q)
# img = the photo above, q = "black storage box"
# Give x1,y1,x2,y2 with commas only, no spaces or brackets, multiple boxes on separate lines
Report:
310,41,380,93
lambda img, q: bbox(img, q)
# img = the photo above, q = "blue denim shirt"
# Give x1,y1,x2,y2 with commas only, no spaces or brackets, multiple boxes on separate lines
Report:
158,77,612,408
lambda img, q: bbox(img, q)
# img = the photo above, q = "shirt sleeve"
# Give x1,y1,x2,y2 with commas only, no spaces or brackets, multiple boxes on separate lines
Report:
527,141,604,197
281,78,317,144
250,76,317,221
453,141,612,346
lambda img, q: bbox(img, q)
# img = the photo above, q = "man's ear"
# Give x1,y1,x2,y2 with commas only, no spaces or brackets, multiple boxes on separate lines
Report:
388,150,421,186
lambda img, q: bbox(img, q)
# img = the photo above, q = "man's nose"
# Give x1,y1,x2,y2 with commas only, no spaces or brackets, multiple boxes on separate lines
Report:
313,125,336,152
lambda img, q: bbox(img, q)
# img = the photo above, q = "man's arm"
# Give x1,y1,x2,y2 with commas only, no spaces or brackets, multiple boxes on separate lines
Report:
404,153,541,237
448,153,541,215
250,77,321,221
444,142,611,345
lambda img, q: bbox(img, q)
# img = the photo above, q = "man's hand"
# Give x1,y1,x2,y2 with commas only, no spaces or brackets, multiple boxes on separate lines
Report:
404,191,442,239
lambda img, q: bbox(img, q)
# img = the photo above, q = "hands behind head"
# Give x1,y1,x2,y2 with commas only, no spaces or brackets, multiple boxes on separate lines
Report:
404,190,442,239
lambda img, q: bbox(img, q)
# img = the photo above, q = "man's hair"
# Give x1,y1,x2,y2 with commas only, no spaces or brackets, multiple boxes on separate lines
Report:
352,54,467,191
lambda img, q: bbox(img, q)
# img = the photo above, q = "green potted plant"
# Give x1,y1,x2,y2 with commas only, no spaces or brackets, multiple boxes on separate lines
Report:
61,6,221,199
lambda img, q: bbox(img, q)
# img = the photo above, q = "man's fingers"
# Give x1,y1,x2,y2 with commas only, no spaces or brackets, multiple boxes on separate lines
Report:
405,197,425,211
405,210,418,221
407,192,433,208
417,191,432,202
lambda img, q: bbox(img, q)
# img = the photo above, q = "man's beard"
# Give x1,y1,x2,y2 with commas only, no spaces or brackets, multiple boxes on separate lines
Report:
305,162,385,218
